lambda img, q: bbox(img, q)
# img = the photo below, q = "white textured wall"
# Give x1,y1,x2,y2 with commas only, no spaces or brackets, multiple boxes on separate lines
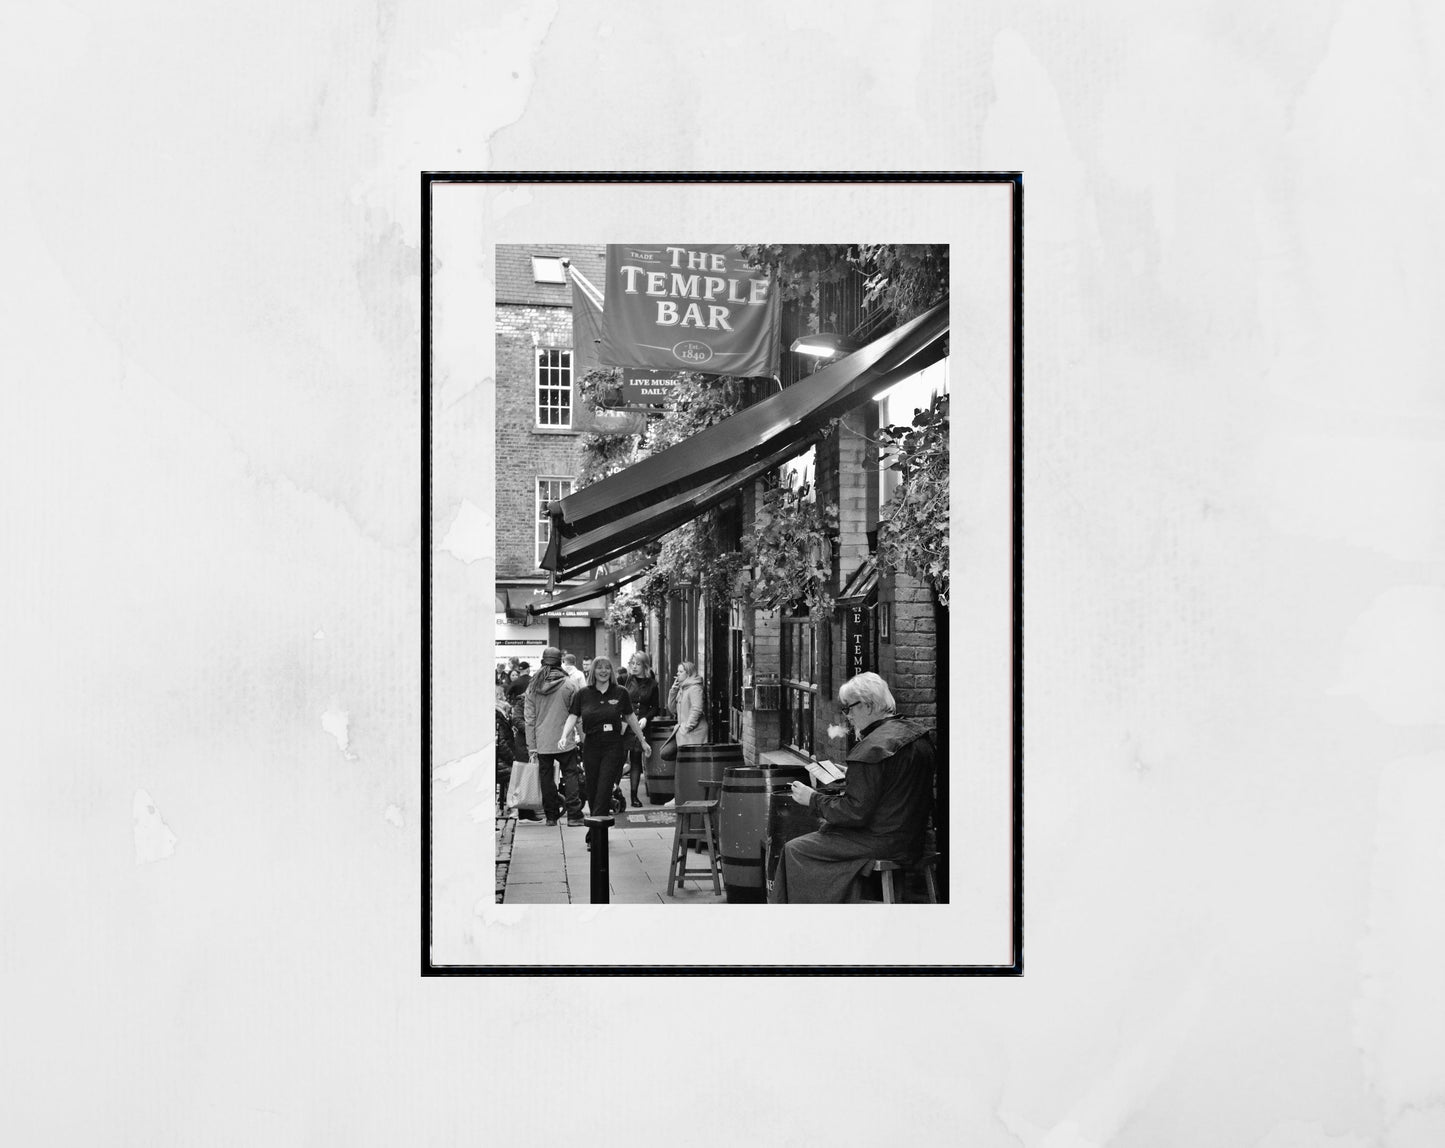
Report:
3,2,1442,1144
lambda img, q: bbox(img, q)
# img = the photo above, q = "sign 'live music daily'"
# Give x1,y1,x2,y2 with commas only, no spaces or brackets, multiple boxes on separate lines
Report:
597,244,782,378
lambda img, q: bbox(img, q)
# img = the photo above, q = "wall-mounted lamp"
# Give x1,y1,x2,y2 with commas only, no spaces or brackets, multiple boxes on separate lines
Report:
789,332,863,359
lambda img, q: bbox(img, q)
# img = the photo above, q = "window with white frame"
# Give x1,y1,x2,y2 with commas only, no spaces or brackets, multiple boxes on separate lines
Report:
536,477,574,569
536,348,573,428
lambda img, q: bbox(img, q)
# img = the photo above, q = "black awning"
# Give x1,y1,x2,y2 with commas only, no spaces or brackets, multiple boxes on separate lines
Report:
542,298,948,576
525,557,652,619
545,434,826,579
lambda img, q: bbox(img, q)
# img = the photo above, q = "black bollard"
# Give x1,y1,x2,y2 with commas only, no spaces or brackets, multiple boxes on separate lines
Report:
583,815,614,904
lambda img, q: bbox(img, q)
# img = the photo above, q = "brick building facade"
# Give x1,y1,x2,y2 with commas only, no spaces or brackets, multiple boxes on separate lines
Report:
493,244,613,669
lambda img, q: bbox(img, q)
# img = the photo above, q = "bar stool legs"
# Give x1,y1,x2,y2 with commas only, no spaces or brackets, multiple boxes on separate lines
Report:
872,853,940,903
667,800,722,896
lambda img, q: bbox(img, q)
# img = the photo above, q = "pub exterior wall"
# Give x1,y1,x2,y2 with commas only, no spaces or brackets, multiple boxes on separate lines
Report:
495,304,580,582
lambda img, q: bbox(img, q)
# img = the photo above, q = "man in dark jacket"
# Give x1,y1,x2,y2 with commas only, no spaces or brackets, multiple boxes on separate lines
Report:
768,672,935,903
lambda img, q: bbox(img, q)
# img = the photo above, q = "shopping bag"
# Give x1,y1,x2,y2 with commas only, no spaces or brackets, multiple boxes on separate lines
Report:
505,758,545,812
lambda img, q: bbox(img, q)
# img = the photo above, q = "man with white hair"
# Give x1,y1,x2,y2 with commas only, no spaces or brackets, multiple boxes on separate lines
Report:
768,672,936,903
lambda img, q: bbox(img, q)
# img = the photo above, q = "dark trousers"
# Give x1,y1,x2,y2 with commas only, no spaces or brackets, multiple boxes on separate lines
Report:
582,738,626,826
536,750,583,821
622,738,645,800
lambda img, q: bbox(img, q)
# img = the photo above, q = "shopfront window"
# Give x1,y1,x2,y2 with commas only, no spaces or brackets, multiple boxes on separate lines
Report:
780,613,817,756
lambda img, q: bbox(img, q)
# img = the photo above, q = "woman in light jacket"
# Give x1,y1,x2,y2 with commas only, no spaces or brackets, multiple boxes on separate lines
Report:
672,661,708,746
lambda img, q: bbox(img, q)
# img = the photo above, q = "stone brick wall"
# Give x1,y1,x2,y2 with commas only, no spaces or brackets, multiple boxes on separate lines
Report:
741,605,781,767
814,410,883,751
495,244,606,307
830,408,879,584
878,569,938,722
495,301,583,581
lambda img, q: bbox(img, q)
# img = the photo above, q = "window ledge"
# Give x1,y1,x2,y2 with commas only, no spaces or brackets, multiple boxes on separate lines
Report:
759,747,813,768
532,426,579,436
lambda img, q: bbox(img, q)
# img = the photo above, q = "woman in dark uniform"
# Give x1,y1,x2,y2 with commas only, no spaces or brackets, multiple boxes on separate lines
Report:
768,672,936,903
559,656,647,849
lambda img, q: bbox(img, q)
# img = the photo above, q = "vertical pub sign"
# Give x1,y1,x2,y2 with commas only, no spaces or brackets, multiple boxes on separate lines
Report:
844,604,870,678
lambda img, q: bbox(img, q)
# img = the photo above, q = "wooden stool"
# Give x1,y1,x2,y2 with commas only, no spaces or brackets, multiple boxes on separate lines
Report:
667,800,722,895
872,852,940,903
691,779,722,854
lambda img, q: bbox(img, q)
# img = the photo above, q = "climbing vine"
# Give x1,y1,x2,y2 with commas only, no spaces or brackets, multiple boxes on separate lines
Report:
738,243,948,327
877,393,950,604
741,476,839,615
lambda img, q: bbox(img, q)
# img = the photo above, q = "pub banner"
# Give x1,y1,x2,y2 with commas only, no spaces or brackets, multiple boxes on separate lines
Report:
567,266,647,435
598,244,781,378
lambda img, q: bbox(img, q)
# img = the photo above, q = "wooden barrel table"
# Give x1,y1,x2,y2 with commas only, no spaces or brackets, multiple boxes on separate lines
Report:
675,743,743,807
643,717,678,805
719,764,813,902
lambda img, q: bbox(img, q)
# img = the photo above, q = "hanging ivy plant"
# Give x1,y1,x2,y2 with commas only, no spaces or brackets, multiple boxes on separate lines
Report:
632,565,671,615
742,476,839,615
854,243,949,322
739,243,948,326
575,367,747,491
878,393,950,604
646,512,749,607
603,590,644,635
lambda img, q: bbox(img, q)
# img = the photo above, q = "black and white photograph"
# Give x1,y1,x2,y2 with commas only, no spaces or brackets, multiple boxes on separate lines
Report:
427,178,1019,969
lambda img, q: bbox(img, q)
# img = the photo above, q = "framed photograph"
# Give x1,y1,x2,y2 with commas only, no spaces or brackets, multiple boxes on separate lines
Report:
424,173,1021,973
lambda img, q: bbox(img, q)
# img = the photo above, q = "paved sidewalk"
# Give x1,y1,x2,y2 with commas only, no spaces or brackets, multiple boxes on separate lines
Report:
502,814,728,905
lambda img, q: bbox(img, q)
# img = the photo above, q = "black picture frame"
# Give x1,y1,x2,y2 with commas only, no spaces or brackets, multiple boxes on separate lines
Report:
422,172,1023,976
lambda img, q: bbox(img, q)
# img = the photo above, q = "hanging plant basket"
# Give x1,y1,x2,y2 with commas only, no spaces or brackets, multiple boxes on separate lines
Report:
603,591,644,635
743,476,838,615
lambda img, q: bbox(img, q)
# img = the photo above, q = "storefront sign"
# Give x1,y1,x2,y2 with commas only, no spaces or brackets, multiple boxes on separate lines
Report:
844,604,870,678
598,244,781,378
619,369,678,406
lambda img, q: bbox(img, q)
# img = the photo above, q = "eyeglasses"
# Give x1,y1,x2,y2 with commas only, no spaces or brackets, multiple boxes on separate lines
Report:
838,699,861,716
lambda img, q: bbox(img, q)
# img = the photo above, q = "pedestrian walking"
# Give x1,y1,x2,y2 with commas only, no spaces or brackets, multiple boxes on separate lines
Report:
560,653,586,688
523,647,585,826
559,655,647,849
768,672,935,903
622,651,661,807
